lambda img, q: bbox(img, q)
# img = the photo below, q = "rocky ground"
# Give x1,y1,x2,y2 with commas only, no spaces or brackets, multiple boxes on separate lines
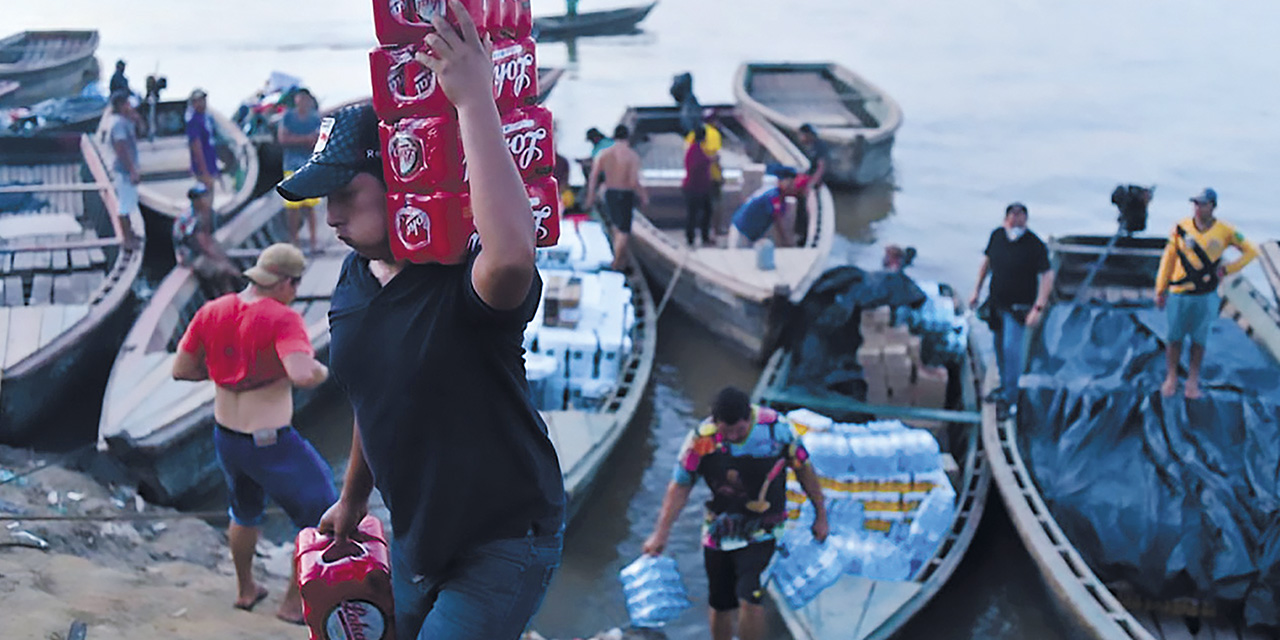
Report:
0,446,656,640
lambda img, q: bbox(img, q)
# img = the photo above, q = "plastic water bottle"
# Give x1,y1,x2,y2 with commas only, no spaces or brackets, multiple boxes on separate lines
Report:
909,488,957,554
619,555,691,628
756,238,776,270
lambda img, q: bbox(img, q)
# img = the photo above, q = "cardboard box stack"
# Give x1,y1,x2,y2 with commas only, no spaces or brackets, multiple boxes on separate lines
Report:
370,0,558,264
857,306,950,414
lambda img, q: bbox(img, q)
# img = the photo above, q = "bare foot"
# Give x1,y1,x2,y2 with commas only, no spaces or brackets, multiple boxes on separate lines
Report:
233,585,268,611
275,604,306,626
1160,377,1178,397
1185,379,1203,399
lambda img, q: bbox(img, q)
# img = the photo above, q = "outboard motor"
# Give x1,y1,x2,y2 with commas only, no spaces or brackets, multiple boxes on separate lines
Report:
1110,184,1153,235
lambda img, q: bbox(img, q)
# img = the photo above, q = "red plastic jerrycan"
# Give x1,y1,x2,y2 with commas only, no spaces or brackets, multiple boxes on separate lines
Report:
296,515,396,640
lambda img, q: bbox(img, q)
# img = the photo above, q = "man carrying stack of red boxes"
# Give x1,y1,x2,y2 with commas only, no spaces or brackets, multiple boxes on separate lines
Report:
277,1,566,638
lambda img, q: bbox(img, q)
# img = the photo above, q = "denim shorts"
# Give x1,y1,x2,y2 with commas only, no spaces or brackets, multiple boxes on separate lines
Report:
1166,291,1219,346
212,424,337,529
391,527,563,640
113,173,139,216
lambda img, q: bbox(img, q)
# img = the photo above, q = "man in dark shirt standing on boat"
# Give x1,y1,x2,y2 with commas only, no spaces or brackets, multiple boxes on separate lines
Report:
186,88,221,191
793,123,828,246
969,202,1053,420
644,386,828,640
172,242,336,625
586,124,649,271
1154,188,1258,398
276,6,564,638
109,60,131,97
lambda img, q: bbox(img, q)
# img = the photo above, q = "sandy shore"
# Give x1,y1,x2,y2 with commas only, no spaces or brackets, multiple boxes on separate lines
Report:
0,447,654,640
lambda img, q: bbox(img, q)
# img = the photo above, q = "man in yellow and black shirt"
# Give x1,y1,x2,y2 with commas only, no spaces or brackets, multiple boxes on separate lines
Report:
1154,188,1258,398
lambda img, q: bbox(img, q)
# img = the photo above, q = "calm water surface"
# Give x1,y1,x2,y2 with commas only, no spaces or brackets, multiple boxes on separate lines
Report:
12,0,1280,637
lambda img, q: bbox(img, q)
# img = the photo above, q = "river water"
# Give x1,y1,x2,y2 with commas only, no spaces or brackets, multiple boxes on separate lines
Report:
11,0,1280,637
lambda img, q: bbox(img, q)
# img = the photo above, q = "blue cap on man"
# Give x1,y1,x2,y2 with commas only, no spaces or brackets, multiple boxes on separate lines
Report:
1190,188,1217,206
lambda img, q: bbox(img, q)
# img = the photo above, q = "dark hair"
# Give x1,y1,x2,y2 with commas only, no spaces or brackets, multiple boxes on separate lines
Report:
585,127,605,143
693,124,706,143
1005,202,1028,216
109,90,131,108
115,59,126,69
711,387,752,425
799,123,816,136
613,124,630,140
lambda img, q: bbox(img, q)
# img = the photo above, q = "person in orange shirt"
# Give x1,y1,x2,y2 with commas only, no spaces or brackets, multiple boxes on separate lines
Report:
1154,188,1258,398
172,243,334,624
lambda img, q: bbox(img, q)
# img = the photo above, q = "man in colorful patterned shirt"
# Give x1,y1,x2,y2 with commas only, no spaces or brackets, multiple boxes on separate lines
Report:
643,387,829,640
1155,188,1258,398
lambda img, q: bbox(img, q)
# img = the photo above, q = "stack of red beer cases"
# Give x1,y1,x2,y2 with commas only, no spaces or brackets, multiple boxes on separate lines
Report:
370,0,560,264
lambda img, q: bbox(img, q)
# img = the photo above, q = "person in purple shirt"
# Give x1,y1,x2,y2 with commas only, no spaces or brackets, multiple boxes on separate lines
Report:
683,124,714,246
186,88,221,191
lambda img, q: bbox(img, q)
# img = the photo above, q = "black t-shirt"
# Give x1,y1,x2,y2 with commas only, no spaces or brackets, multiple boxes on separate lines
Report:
328,252,565,576
984,228,1051,308
803,138,830,177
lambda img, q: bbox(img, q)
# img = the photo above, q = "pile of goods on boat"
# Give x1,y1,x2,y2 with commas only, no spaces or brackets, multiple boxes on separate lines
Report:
768,408,956,609
524,218,635,412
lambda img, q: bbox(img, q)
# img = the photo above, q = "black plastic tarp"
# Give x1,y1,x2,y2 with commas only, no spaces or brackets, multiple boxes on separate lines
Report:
783,266,926,397
1019,303,1280,628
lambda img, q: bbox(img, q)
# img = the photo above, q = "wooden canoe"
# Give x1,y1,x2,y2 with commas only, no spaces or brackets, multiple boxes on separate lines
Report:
0,80,17,102
534,2,657,41
0,30,99,81
546,232,658,524
1258,238,1280,307
97,193,346,505
1,94,107,137
750,301,991,640
981,233,1278,640
0,133,145,447
734,62,903,188
96,99,260,221
615,103,835,362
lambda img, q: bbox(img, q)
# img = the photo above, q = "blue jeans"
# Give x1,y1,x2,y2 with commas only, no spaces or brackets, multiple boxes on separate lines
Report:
391,528,563,640
994,310,1027,406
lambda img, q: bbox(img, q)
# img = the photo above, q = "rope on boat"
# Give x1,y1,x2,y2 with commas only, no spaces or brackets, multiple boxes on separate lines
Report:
654,247,691,320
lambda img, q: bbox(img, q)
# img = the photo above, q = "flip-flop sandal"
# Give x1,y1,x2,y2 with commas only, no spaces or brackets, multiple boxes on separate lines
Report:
233,587,269,612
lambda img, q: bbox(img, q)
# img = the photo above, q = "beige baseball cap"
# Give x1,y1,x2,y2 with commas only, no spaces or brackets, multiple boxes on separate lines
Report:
244,243,306,287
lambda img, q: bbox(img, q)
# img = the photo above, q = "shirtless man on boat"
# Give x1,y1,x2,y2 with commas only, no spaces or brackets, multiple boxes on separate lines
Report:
586,124,649,270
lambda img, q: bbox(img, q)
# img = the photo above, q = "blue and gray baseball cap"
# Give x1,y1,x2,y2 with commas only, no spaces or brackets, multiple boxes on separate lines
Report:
276,103,382,202
1190,188,1217,206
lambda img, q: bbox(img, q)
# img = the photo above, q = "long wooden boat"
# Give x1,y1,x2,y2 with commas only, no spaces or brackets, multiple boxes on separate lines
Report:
96,99,259,221
750,298,991,640
1259,239,1280,306
0,80,17,103
616,103,835,362
0,31,99,82
534,2,657,41
982,234,1277,640
543,223,658,523
734,62,903,188
0,133,145,447
97,193,345,505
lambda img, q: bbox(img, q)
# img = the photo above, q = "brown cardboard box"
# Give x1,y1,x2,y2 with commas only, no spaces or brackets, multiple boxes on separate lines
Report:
544,274,582,328
882,343,913,401
912,365,949,409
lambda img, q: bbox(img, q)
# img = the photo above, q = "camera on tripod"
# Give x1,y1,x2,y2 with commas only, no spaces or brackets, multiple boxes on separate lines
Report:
1110,184,1154,235
144,74,167,102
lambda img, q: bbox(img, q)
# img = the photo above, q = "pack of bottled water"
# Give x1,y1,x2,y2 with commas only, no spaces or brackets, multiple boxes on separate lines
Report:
781,408,957,586
766,527,847,610
895,280,969,366
619,554,691,628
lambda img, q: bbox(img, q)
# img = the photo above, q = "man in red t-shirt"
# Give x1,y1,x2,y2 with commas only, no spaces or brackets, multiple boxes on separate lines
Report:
173,242,335,625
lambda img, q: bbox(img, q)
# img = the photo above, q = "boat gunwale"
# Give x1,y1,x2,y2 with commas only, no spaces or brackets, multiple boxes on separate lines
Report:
0,30,99,77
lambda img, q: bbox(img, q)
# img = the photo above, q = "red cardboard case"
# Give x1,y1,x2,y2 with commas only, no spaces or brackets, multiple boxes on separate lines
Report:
296,515,395,640
371,0,486,45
